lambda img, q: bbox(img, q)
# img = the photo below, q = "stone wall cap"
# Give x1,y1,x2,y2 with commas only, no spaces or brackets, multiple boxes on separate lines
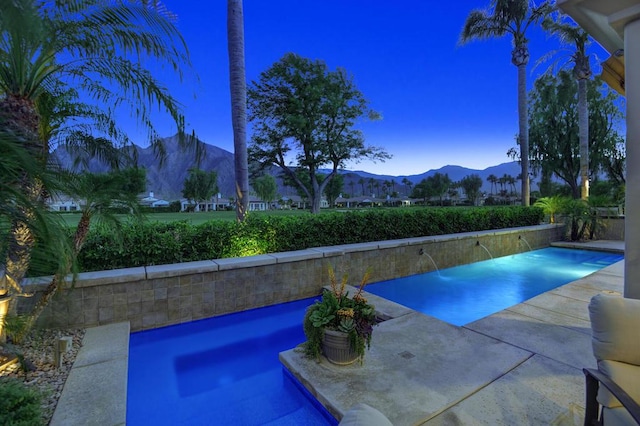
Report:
146,260,218,279
270,250,324,263
214,255,277,271
70,267,146,287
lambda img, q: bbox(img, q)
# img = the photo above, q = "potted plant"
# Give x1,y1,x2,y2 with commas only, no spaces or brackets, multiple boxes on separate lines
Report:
303,265,376,365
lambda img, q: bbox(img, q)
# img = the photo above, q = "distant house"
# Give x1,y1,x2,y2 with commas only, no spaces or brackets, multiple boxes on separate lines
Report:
140,192,170,208
180,195,232,212
279,195,328,210
48,196,81,212
248,196,268,211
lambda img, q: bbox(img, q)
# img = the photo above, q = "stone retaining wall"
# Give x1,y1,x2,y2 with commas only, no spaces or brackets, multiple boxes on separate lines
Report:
25,225,564,332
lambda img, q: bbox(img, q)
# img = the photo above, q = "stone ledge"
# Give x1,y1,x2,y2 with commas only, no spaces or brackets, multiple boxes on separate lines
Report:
145,260,218,279
214,254,277,271
51,322,130,426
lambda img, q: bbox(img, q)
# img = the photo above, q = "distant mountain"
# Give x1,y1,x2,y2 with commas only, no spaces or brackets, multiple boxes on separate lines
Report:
53,134,235,200
53,136,527,200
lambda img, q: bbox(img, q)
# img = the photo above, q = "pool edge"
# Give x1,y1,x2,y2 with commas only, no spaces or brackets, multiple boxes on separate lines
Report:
51,322,130,426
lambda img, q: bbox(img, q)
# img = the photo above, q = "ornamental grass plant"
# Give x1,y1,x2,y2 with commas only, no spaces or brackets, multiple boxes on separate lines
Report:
303,265,377,363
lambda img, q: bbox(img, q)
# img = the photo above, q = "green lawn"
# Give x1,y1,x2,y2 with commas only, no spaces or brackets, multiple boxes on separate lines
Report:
55,208,318,228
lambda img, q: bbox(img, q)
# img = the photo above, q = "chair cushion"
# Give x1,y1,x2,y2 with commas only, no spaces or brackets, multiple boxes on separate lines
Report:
339,403,393,426
597,360,640,408
602,406,637,426
589,294,640,365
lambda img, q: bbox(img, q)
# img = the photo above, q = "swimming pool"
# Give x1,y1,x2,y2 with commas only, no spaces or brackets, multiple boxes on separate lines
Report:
128,247,622,424
127,297,336,426
366,247,623,326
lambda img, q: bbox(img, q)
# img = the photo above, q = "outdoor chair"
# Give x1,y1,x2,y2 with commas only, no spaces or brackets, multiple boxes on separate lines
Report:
585,294,640,425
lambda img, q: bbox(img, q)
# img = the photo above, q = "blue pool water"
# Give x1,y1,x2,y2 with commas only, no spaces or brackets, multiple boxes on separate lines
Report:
128,247,622,424
127,298,336,426
366,247,623,326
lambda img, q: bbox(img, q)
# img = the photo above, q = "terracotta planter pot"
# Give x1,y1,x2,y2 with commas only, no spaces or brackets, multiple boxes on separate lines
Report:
322,329,358,365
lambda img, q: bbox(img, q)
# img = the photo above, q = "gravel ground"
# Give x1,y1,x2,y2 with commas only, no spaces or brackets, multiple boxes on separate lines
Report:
1,329,85,425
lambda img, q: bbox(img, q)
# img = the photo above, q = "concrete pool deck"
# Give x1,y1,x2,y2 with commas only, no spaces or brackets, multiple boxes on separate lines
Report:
280,240,625,425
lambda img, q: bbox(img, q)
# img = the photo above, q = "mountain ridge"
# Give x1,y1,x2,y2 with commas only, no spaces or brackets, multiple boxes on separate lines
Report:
53,135,524,200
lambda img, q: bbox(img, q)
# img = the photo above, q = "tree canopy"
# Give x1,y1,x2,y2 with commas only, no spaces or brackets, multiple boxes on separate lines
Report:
251,174,277,207
460,174,484,206
411,173,452,205
182,168,218,209
526,71,625,198
247,53,390,213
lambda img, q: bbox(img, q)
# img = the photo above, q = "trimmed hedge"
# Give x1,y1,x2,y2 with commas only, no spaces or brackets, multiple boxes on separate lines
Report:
75,206,543,272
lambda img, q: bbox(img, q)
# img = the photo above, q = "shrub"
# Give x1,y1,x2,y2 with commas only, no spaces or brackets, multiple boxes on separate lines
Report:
73,206,543,272
0,378,43,426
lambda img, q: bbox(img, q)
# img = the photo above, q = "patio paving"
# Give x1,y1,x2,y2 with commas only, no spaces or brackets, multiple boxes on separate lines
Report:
280,240,625,425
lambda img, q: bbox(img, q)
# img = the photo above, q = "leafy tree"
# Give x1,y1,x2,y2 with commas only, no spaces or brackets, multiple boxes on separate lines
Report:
601,140,626,186
527,71,624,198
542,14,593,200
324,173,344,207
428,173,452,206
461,0,553,206
411,173,452,205
460,174,484,206
252,174,278,207
227,0,249,221
0,0,193,305
410,179,429,203
247,53,390,213
182,168,218,211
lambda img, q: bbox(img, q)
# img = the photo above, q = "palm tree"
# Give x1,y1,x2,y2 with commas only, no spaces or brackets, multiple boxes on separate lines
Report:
358,178,366,195
0,0,192,304
487,174,498,195
0,128,72,341
349,180,355,197
507,175,517,195
542,15,592,200
402,177,411,194
368,178,375,195
13,169,146,342
227,0,250,221
461,0,552,206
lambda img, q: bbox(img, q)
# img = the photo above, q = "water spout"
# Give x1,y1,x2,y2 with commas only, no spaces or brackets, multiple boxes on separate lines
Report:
418,249,440,275
476,242,493,260
519,235,532,252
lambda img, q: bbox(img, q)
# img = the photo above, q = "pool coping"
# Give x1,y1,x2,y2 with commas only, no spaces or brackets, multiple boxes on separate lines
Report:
281,240,626,424
50,322,130,426
51,240,624,425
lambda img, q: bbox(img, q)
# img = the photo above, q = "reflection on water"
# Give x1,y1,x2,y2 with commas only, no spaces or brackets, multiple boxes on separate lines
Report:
366,248,623,326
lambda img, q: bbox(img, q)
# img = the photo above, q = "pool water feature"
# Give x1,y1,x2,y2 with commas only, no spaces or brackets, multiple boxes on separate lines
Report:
366,247,623,326
127,298,336,426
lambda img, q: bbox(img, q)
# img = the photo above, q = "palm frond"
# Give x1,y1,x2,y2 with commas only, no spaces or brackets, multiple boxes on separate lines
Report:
459,10,507,45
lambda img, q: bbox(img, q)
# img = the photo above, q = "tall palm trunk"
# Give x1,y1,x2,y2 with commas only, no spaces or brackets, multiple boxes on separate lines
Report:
0,96,43,299
227,0,249,222
514,49,530,206
578,77,589,200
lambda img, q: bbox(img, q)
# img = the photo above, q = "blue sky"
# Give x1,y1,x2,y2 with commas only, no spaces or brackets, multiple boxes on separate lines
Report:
134,1,608,176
